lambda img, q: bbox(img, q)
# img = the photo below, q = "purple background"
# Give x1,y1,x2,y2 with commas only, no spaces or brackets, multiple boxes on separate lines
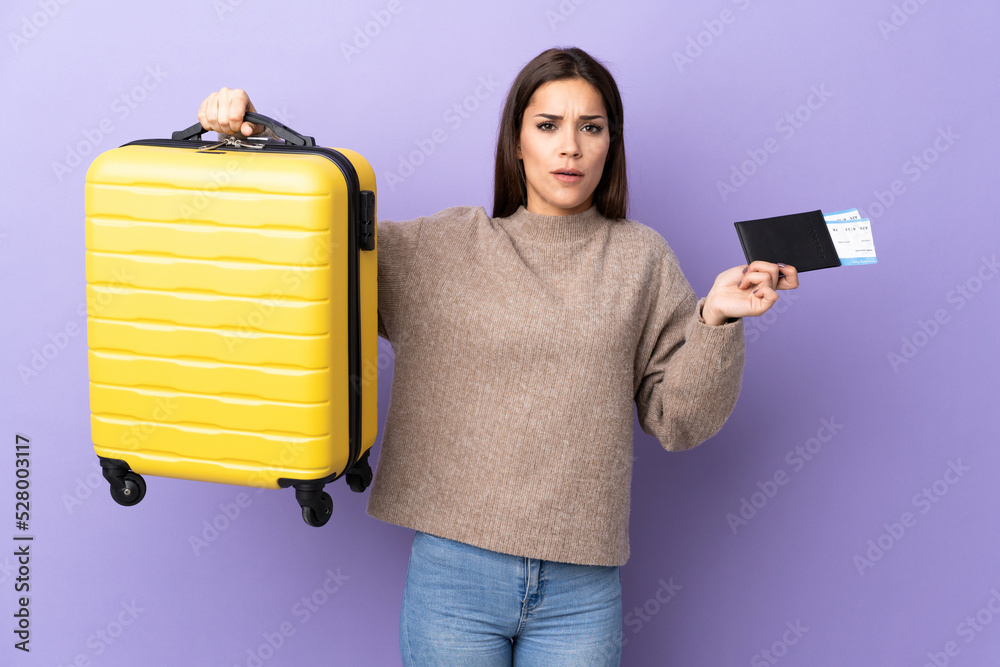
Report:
2,1,999,665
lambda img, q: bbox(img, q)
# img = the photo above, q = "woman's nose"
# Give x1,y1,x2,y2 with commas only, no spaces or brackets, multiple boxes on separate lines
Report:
559,129,582,158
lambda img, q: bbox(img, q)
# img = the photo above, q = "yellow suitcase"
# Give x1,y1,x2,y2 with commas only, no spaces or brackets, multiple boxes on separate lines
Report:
84,113,378,526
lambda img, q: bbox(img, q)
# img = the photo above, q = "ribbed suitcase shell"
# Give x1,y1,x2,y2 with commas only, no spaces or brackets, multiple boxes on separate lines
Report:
85,140,377,492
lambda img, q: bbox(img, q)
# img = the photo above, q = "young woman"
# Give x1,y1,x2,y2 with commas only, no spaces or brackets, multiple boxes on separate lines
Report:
198,47,798,666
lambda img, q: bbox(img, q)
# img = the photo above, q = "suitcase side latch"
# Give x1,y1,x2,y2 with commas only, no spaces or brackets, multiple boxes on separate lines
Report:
358,190,376,252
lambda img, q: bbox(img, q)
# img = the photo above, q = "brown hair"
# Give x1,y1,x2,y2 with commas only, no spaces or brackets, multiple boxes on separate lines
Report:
493,47,628,220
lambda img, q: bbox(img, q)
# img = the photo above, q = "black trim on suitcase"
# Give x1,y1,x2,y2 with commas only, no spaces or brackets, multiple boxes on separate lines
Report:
171,111,316,147
118,135,374,505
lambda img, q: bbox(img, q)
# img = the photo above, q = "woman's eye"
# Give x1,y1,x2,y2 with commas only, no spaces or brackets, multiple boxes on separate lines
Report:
534,121,603,133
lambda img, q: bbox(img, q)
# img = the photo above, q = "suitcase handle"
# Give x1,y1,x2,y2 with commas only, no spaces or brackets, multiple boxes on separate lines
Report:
171,111,316,147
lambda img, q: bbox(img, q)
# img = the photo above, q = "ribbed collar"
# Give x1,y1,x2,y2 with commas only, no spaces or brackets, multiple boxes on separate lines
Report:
499,204,608,244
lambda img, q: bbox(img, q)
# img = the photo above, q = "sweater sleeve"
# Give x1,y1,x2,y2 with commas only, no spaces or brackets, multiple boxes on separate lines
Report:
376,216,424,343
633,246,746,452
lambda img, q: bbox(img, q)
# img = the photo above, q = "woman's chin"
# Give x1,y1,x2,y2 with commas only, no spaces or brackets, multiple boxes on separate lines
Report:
529,194,593,216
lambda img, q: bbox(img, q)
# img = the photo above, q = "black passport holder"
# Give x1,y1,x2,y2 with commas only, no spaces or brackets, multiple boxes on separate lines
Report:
733,209,841,272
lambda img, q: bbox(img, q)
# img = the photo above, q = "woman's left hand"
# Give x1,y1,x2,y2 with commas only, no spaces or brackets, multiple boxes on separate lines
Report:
701,261,800,326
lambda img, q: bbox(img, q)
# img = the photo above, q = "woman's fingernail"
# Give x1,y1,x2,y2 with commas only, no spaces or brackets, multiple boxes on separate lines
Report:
753,288,759,294
777,263,787,268
742,266,748,274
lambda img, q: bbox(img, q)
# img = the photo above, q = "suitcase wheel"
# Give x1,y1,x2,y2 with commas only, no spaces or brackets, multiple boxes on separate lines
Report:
345,450,373,493
298,490,333,528
347,475,368,493
111,472,146,507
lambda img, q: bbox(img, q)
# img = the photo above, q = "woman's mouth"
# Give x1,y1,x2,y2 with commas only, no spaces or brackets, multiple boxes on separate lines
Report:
552,169,583,183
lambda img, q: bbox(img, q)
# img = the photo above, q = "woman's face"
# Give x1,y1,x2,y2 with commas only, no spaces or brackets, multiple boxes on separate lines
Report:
518,78,610,216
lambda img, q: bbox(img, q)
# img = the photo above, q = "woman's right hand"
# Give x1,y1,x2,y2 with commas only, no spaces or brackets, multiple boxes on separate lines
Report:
197,87,265,137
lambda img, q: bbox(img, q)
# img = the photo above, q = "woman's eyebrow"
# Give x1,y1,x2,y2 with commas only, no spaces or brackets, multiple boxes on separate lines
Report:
533,113,607,121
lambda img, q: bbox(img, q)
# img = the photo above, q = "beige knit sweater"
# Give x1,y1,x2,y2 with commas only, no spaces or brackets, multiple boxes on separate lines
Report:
366,204,745,566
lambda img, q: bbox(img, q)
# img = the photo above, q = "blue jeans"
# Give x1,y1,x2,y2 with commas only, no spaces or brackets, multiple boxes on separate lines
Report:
399,531,622,666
